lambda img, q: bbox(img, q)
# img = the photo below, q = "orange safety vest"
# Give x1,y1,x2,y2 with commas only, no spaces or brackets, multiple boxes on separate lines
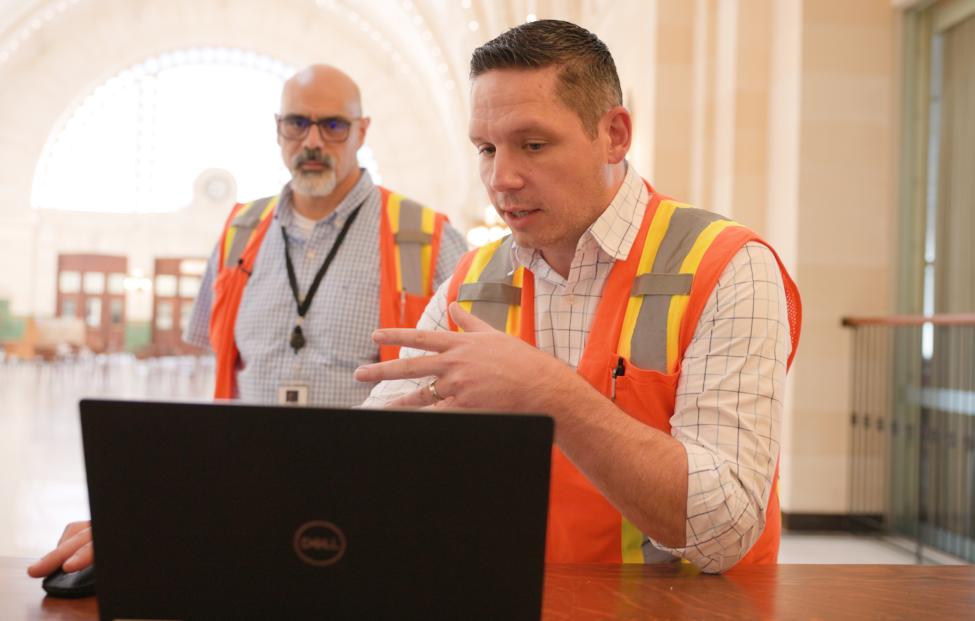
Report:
445,181,801,567
209,187,448,399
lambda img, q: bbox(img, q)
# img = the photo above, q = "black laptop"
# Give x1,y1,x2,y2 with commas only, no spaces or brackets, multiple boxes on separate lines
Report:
80,399,553,621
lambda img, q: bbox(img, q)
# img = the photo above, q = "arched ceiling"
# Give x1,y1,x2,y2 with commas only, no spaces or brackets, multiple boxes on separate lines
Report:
0,0,617,227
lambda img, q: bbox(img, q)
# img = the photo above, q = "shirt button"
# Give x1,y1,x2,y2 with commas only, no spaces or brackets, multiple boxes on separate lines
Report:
306,250,316,260
564,294,577,306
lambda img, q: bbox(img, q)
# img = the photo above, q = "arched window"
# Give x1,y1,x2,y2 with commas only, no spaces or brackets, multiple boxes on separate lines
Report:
31,47,381,214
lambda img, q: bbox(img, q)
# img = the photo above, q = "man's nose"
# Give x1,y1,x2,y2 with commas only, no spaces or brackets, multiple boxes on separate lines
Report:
488,150,525,193
302,123,326,149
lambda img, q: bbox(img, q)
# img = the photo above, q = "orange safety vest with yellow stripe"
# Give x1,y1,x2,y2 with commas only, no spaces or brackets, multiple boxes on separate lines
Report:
209,187,448,399
445,181,801,567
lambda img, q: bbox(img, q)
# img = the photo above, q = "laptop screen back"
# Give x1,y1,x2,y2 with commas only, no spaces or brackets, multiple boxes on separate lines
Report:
80,399,553,621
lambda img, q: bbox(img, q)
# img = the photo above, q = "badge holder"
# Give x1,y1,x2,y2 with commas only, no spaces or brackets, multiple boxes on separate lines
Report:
277,384,309,405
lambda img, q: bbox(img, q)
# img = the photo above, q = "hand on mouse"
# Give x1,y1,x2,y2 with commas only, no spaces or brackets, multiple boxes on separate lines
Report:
27,521,94,578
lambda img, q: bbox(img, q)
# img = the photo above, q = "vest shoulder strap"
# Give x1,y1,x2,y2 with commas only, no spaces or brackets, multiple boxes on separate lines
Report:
458,281,521,305
453,236,522,332
393,196,434,244
381,188,444,296
221,195,278,270
630,273,693,296
622,201,743,373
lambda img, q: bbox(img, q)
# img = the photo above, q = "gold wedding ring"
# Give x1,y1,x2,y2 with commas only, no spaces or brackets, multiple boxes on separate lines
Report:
428,379,443,402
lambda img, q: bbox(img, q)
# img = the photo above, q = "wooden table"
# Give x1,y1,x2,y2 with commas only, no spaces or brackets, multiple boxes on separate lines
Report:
3,557,974,620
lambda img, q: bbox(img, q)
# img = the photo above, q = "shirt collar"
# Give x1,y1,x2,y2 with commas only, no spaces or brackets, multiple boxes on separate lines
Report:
275,168,375,227
509,162,650,268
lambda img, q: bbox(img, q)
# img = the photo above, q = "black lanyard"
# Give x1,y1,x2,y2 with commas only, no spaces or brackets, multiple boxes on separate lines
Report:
282,202,363,353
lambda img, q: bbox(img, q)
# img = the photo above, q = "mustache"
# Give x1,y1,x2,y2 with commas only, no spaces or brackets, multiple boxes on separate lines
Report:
292,149,334,170
494,193,539,211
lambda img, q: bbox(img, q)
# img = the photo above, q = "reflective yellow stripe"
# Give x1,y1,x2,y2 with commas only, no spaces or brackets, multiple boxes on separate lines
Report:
221,202,253,265
504,266,525,336
618,200,682,358
223,228,238,266
260,195,278,221
664,219,740,372
458,240,503,324
220,197,278,267
221,204,244,265
386,193,404,291
420,206,436,293
621,517,644,563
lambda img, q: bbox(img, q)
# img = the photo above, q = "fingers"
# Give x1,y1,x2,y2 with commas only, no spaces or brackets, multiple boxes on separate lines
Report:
355,354,444,383
387,389,458,410
387,386,438,408
430,395,459,410
27,522,94,578
62,541,94,573
58,520,89,545
448,302,496,333
371,328,458,353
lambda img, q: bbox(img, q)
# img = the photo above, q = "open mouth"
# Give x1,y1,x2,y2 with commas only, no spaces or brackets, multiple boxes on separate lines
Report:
501,208,541,224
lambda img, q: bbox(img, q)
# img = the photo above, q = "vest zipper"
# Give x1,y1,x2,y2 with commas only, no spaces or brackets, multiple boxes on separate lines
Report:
611,356,626,401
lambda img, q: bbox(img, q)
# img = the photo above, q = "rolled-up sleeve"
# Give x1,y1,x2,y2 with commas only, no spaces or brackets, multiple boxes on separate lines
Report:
649,242,792,573
181,245,219,351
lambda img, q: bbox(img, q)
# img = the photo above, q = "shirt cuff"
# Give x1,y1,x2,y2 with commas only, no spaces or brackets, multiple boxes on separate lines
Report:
648,441,768,573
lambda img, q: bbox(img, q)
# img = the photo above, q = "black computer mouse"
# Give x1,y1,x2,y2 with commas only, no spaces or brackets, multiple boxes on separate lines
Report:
41,564,96,598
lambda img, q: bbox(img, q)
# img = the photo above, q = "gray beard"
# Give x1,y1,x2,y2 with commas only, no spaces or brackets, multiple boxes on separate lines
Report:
291,168,337,197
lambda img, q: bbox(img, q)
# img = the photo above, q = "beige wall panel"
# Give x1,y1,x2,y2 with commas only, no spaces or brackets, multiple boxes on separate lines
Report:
652,0,696,200
799,124,893,265
788,452,850,512
731,173,767,233
790,0,897,514
789,264,891,515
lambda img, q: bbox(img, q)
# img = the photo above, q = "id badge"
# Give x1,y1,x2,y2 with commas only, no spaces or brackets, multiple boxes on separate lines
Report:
277,383,309,406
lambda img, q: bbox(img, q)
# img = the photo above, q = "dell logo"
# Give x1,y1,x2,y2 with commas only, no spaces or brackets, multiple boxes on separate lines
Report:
293,521,347,567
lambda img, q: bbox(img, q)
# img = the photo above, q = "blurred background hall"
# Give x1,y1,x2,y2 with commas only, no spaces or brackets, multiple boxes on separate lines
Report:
0,0,972,565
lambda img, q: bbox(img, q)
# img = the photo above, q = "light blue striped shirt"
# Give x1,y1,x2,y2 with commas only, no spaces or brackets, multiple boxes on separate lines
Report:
184,170,468,406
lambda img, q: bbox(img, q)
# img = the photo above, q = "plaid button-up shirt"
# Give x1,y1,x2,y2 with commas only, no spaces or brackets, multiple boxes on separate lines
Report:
365,164,793,573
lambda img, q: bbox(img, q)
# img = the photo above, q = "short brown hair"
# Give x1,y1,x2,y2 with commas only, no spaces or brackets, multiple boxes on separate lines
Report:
469,19,623,135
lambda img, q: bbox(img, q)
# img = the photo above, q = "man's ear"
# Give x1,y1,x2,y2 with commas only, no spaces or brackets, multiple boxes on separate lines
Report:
602,106,632,164
358,116,372,144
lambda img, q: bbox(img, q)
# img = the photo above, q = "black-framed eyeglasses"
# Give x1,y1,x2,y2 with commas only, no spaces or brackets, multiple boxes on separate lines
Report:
276,114,360,142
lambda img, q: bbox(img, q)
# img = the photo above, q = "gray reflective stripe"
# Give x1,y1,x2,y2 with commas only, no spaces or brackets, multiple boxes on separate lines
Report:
467,236,516,332
396,199,426,295
395,230,433,244
642,539,678,564
225,196,275,269
629,295,671,371
630,207,727,371
650,207,726,274
457,282,521,305
631,273,693,296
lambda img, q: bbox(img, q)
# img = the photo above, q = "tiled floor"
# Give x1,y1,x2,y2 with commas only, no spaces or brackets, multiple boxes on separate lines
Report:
0,356,968,566
0,355,213,558
779,533,965,565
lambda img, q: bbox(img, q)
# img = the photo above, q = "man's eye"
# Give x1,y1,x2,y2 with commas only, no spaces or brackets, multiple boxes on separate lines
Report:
287,116,312,129
525,142,545,151
477,145,496,156
324,119,345,131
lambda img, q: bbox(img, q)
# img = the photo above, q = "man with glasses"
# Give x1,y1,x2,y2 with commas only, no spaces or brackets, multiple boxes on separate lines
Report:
190,63,468,407
26,65,467,581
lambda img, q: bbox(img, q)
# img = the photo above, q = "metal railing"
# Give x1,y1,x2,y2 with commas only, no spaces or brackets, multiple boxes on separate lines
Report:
842,314,975,562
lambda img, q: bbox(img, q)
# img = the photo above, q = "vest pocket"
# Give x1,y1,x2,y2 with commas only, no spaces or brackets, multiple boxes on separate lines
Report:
609,353,679,430
394,291,430,329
